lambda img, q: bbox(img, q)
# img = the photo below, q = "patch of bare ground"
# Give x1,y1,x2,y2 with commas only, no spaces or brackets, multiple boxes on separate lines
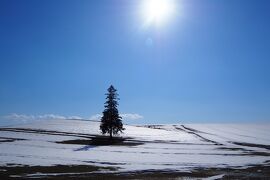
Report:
216,147,270,156
192,163,270,180
230,141,270,150
0,137,25,143
1,163,270,179
0,164,117,179
0,128,94,139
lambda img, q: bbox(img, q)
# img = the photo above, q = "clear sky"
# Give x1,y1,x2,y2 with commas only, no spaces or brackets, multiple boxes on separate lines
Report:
0,0,270,125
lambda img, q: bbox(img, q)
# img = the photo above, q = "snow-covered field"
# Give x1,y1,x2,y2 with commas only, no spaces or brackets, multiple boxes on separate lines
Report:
0,119,269,177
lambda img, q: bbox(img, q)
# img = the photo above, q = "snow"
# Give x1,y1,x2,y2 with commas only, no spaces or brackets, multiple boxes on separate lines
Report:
0,119,269,172
203,174,225,180
183,124,270,145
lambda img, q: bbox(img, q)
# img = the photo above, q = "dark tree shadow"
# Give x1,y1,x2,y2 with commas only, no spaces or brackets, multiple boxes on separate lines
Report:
74,145,96,151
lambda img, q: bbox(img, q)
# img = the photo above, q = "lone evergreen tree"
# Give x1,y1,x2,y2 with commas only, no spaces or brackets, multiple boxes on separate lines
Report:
100,85,124,139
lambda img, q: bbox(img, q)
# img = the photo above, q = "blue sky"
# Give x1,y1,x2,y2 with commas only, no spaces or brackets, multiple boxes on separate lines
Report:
0,0,270,125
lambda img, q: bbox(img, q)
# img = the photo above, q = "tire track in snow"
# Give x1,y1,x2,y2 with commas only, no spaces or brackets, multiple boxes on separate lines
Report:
178,125,222,145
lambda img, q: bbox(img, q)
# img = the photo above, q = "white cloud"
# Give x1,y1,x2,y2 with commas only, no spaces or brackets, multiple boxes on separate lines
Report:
36,114,66,120
67,116,83,120
90,113,143,121
2,113,83,122
89,114,102,120
2,112,143,125
121,113,144,120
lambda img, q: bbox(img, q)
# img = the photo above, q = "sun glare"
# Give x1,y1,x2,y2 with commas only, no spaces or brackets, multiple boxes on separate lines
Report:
142,0,175,26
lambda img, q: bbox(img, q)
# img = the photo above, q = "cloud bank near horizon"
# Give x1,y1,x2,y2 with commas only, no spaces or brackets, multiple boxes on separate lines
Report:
90,113,144,121
1,113,143,124
2,113,83,122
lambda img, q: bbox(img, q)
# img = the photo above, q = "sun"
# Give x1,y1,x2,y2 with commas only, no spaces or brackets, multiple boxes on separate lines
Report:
141,0,175,26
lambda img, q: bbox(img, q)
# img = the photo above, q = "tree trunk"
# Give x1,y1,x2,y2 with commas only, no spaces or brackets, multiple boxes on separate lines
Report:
109,129,112,140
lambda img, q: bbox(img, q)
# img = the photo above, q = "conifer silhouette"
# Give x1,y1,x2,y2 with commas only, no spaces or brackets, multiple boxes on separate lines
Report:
100,85,124,139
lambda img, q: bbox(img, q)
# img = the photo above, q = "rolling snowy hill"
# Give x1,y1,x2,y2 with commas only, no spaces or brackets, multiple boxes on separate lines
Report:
0,119,269,178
